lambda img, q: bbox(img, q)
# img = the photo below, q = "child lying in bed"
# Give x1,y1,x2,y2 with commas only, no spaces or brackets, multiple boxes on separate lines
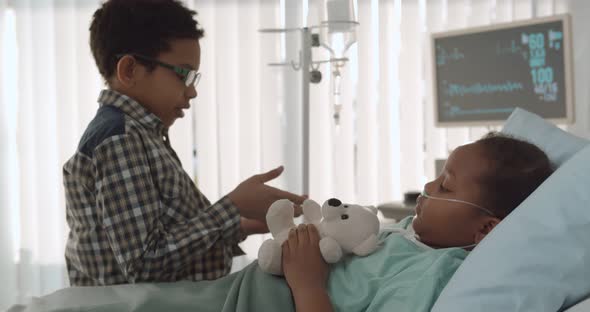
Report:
281,132,554,312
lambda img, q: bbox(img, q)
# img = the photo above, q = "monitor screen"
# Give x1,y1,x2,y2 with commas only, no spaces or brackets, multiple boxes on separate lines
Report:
432,14,574,126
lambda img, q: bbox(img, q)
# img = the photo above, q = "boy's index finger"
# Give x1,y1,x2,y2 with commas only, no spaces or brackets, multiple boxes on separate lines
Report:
270,187,307,205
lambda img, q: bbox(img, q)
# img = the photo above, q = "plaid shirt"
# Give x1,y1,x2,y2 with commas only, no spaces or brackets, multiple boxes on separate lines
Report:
63,89,243,286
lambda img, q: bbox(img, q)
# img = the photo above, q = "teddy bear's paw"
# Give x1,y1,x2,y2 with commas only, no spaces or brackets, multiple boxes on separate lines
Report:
258,239,284,275
267,199,296,237
319,237,343,263
302,199,322,224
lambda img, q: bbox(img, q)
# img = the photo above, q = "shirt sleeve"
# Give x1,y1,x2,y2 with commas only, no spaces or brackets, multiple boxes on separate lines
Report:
93,131,241,282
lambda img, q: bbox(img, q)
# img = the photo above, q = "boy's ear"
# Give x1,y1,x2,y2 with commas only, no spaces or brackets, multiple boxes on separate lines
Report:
115,55,138,88
473,217,501,244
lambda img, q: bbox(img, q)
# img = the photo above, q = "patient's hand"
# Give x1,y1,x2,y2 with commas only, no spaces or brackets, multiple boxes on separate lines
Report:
282,224,333,312
282,224,329,291
228,166,306,221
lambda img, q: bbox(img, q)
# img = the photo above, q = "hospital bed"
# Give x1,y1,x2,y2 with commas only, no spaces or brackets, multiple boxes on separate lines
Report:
6,108,590,312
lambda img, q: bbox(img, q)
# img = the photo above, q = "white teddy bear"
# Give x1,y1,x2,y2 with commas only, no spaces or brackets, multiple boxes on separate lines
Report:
258,197,380,275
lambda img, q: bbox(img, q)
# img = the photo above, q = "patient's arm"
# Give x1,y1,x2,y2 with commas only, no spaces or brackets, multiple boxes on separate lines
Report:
282,224,334,312
292,288,334,312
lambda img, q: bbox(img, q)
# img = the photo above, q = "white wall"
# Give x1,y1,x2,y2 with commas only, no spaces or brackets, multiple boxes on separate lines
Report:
567,0,590,139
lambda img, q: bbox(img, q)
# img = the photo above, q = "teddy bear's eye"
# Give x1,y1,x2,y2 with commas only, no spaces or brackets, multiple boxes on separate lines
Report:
341,214,349,220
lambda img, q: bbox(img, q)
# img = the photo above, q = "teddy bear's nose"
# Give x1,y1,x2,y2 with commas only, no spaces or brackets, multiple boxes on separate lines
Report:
328,198,342,207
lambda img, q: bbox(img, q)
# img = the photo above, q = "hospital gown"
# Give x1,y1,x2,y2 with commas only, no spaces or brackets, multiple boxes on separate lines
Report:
9,217,468,312
327,216,468,311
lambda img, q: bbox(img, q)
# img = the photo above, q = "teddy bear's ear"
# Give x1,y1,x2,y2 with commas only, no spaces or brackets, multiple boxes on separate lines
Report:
366,205,378,215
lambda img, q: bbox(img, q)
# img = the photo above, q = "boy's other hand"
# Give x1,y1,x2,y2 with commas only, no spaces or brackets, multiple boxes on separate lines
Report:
240,217,269,236
228,166,306,221
282,224,329,293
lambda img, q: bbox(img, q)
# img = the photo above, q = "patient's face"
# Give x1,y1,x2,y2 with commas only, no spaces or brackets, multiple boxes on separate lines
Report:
412,143,497,249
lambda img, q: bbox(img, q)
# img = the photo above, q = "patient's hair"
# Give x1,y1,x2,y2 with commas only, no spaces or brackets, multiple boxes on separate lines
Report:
475,132,553,218
89,0,204,84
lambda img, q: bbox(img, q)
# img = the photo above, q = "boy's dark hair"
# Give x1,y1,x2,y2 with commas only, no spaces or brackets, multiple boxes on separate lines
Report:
90,0,204,84
476,132,553,218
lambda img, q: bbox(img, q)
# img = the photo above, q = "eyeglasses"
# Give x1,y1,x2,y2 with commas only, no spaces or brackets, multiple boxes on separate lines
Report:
420,190,496,217
116,53,201,87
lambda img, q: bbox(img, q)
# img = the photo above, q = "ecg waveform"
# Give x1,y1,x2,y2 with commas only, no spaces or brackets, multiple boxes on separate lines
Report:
436,47,465,66
496,40,526,56
445,106,515,117
445,81,524,97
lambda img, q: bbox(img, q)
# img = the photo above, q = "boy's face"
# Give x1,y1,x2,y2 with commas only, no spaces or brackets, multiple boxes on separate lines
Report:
127,38,201,128
412,142,500,249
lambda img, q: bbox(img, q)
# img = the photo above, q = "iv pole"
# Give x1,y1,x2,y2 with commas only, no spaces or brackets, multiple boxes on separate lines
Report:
259,26,352,195
301,28,311,196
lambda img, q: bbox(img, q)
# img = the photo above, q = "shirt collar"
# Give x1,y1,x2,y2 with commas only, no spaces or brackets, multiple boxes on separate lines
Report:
98,89,165,132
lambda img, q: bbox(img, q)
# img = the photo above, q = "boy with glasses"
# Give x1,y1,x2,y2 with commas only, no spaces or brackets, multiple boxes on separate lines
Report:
63,0,305,286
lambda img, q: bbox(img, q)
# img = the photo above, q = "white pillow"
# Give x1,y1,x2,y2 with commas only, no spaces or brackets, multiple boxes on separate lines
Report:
502,108,588,167
432,110,590,312
564,296,590,312
433,144,590,311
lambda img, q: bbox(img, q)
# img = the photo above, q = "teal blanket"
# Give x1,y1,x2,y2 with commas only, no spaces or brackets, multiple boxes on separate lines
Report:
10,219,467,312
9,263,293,312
